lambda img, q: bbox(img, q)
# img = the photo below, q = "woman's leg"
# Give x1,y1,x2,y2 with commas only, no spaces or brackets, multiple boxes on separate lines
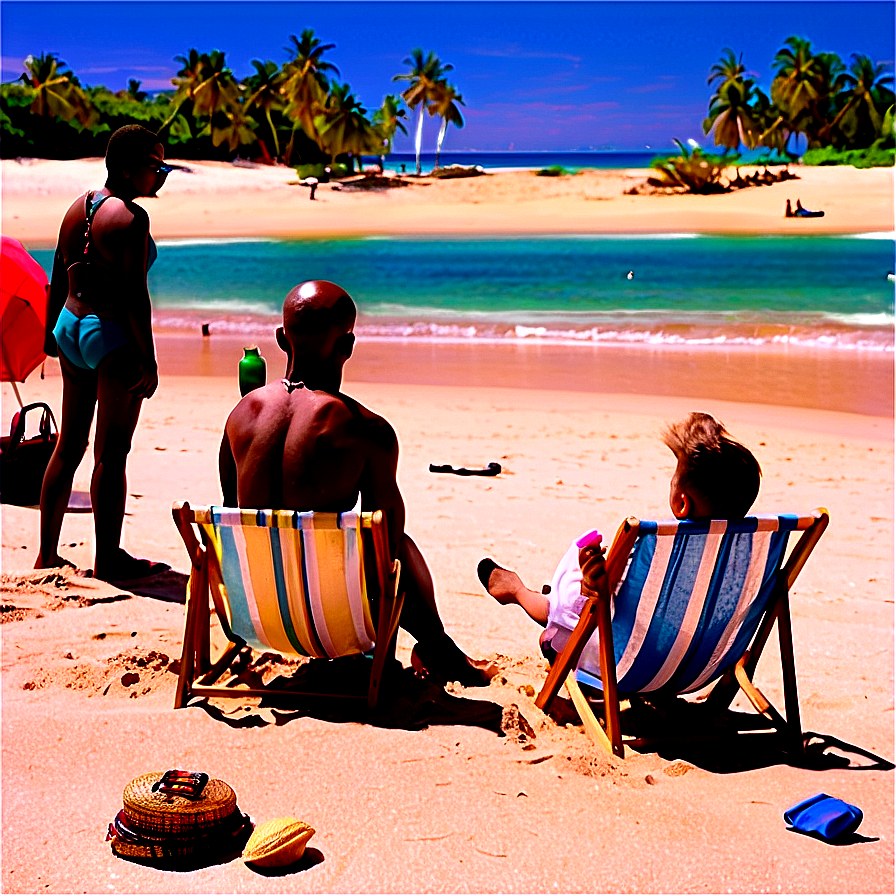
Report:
90,346,145,579
36,354,97,568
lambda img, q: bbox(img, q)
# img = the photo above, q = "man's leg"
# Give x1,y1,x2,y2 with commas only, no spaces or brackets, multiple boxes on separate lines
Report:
399,535,493,687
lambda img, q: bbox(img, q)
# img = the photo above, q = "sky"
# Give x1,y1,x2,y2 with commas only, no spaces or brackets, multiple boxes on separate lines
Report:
1,0,893,153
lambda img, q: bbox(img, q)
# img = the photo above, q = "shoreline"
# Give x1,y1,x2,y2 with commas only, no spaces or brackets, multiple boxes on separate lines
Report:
21,330,894,419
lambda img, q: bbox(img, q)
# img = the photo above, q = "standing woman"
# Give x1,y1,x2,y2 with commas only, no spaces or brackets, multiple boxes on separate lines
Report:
36,125,171,580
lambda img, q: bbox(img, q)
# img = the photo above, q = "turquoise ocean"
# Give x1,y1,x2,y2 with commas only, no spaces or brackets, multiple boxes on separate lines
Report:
34,233,892,352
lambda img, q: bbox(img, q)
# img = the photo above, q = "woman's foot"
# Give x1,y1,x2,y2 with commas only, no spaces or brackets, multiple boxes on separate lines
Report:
410,634,496,688
94,548,169,583
33,554,77,571
477,558,526,605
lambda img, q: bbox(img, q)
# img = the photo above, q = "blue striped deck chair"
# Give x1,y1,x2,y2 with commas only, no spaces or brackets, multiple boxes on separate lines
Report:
171,502,404,710
536,509,829,758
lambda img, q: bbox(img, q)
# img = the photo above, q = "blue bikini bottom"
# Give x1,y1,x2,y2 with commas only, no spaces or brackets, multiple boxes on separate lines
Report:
53,307,129,370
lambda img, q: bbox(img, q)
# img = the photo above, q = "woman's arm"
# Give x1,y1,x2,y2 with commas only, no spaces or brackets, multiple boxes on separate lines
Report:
118,206,158,398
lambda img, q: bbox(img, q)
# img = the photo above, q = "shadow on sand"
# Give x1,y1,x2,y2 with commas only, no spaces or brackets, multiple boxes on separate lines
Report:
188,654,506,736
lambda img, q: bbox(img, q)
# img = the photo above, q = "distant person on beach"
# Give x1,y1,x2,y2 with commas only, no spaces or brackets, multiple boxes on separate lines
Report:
477,413,761,656
36,125,172,580
219,279,493,687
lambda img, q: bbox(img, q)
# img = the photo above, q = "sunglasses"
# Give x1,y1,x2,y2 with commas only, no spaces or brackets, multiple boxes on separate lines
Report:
146,160,175,175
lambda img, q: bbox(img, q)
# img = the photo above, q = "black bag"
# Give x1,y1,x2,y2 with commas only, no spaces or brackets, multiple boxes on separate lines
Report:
0,402,58,506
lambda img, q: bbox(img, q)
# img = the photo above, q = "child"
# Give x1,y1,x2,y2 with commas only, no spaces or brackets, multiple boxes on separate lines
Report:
477,412,762,654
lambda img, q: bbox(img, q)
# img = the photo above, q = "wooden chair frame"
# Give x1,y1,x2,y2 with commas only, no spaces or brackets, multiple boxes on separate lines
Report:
172,501,405,711
536,509,829,758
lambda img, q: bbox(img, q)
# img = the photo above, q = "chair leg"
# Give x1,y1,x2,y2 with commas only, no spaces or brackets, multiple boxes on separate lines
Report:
367,561,405,710
776,593,804,755
536,595,600,712
174,567,203,709
566,674,625,758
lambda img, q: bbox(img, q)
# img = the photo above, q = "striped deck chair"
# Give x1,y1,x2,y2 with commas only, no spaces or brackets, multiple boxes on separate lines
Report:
536,509,828,758
171,502,404,710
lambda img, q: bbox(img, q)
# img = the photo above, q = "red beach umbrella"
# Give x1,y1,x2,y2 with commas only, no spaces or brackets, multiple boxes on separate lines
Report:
1,236,50,399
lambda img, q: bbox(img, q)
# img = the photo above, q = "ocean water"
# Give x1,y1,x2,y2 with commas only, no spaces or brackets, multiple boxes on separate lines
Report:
33,234,895,351
378,151,662,171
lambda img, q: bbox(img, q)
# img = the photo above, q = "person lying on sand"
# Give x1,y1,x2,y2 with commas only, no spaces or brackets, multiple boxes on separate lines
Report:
219,279,492,687
477,412,761,658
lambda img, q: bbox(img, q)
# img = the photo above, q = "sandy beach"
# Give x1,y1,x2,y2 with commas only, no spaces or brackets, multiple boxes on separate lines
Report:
1,159,893,893
2,157,893,245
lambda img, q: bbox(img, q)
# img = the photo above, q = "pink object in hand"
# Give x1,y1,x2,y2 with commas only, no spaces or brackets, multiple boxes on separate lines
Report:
576,529,602,549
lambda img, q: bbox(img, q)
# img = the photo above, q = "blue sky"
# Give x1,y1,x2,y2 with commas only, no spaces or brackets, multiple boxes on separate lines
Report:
1,1,893,152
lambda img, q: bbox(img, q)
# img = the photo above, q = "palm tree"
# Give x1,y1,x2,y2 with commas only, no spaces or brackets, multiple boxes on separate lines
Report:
18,52,95,127
244,59,284,160
125,78,147,102
190,50,240,120
372,93,408,164
160,47,206,133
393,48,453,174
702,49,759,151
428,82,464,168
315,82,374,171
207,103,257,154
766,37,827,150
280,29,339,162
830,54,895,147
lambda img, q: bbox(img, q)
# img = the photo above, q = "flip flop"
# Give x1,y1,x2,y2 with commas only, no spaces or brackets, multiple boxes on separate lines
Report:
429,462,501,477
476,558,503,590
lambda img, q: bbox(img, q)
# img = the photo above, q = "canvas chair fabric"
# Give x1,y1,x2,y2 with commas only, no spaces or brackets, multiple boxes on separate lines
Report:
571,514,807,695
172,502,403,710
201,508,376,659
536,509,828,758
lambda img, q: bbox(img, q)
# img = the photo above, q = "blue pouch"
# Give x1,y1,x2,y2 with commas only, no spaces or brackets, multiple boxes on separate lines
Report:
784,793,863,841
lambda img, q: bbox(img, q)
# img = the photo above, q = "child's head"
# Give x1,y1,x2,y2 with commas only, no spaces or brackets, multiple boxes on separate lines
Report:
662,412,761,520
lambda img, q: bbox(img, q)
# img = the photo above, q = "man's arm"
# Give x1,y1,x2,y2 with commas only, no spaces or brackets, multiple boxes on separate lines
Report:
219,427,238,507
357,416,405,558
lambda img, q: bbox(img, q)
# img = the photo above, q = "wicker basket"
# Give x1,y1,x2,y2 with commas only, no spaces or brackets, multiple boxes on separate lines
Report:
108,771,250,866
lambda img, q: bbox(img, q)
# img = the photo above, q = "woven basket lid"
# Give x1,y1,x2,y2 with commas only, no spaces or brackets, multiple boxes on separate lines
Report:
122,772,237,837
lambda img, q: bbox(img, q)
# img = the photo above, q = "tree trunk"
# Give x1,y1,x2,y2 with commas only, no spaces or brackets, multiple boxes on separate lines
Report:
414,106,424,175
435,118,448,169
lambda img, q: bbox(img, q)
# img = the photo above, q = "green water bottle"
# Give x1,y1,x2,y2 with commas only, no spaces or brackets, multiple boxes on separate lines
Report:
238,345,266,396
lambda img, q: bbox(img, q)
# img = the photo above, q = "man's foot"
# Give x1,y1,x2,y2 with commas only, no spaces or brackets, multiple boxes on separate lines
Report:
410,635,496,688
477,558,525,605
94,549,169,583
34,554,77,571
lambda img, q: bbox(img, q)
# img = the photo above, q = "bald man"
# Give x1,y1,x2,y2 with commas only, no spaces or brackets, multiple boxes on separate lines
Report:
219,280,491,687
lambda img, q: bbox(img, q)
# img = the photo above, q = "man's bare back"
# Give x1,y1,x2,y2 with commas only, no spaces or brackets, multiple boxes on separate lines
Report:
221,380,404,545
217,280,491,687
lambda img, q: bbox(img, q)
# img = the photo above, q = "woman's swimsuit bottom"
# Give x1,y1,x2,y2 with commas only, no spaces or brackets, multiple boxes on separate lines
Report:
53,306,129,370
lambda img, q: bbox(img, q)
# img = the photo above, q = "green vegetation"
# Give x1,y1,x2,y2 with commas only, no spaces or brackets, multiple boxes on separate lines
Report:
535,165,572,177
0,33,463,173
648,142,729,193
702,36,893,164
654,35,894,194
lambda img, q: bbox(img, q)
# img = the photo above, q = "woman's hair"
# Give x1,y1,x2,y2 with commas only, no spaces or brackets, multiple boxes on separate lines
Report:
105,125,161,178
663,412,761,519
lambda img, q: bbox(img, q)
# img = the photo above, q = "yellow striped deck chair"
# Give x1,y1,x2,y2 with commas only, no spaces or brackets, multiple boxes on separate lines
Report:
536,509,828,758
172,502,404,710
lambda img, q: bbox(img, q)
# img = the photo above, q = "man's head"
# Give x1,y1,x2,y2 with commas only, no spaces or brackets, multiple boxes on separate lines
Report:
663,412,761,520
105,125,167,197
277,280,357,391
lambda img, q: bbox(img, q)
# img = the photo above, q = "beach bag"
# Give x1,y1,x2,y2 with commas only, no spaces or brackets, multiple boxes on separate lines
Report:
107,769,251,867
0,402,57,506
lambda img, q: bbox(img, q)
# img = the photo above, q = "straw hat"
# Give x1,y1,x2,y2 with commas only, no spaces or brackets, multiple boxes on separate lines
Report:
242,817,315,867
